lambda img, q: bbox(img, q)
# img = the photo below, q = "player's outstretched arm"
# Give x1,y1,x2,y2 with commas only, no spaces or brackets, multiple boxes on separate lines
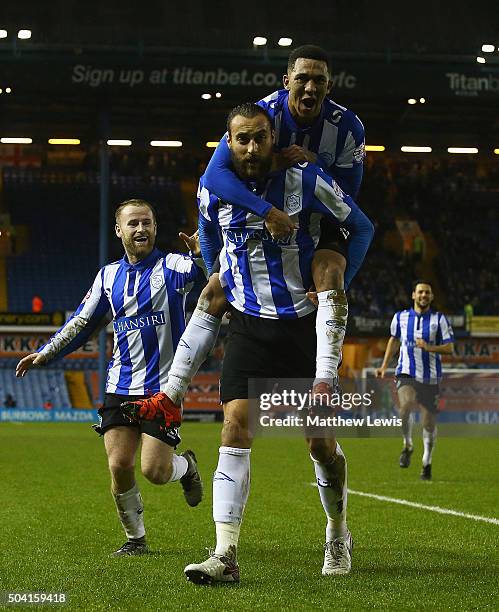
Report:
203,137,296,239
376,337,400,377
15,353,47,377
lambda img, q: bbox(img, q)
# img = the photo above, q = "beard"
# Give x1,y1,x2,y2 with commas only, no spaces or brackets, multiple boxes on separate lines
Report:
231,153,272,183
122,234,154,260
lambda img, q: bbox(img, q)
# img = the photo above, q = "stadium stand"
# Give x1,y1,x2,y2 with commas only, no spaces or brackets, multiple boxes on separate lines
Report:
0,368,71,409
4,168,187,311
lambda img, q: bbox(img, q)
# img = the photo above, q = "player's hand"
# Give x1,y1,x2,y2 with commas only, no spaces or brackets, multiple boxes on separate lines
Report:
416,338,429,350
179,230,201,257
375,367,386,378
264,206,298,239
306,290,319,307
273,146,317,171
15,353,46,377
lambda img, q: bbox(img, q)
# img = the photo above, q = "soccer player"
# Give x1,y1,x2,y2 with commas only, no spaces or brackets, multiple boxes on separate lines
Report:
148,45,366,416
124,104,374,582
15,199,205,556
376,281,454,480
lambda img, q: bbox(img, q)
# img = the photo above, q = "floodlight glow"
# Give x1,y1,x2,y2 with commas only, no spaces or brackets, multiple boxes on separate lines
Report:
206,142,219,148
253,36,267,46
5,87,11,93
482,44,495,53
107,139,131,146
408,98,417,105
1,137,32,144
365,145,385,152
278,37,293,47
201,93,212,100
419,97,426,103
17,29,31,39
494,149,499,155
401,146,432,153
476,56,486,63
0,30,7,39
48,139,81,145
447,147,478,154
150,140,182,147
215,92,222,98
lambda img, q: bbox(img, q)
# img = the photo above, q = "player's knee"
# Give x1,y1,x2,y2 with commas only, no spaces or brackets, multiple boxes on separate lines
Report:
198,276,226,318
108,457,135,479
398,401,413,416
309,438,335,463
221,417,250,447
312,252,345,291
141,461,172,485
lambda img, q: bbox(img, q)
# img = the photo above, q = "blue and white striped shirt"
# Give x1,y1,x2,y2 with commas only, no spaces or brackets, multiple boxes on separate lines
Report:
199,163,373,319
391,308,454,384
38,248,204,395
258,89,365,194
203,90,365,220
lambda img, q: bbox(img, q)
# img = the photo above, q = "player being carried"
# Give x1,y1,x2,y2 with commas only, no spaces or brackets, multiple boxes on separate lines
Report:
16,199,205,556
126,44,370,423
376,281,454,480
123,103,374,582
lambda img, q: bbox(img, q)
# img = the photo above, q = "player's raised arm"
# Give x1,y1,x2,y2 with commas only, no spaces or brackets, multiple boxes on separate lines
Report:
310,166,374,289
15,269,111,377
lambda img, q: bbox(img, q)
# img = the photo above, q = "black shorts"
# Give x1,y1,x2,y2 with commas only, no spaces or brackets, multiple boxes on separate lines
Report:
316,218,349,258
93,393,181,447
220,308,316,403
396,375,440,414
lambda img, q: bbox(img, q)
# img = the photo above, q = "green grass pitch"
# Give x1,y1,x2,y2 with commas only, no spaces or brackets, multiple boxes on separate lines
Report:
1,423,498,610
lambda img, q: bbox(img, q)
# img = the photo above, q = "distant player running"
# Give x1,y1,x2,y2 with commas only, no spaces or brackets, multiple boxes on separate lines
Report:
376,281,454,480
15,199,205,555
124,104,374,582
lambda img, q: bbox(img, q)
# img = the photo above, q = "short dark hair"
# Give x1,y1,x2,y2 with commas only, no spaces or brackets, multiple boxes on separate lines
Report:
226,102,273,135
412,280,432,291
287,44,331,74
115,198,157,223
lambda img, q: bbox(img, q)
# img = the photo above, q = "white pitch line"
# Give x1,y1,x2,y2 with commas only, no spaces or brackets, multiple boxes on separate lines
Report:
310,484,499,526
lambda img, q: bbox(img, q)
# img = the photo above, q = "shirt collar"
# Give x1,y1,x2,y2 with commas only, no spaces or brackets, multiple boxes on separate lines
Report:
410,307,433,317
122,247,161,271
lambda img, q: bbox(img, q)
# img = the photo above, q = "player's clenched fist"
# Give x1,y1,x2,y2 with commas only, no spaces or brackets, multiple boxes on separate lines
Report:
264,206,298,239
15,353,47,377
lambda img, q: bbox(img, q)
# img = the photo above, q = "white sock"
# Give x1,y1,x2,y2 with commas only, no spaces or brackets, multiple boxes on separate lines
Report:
315,289,348,380
215,522,241,559
213,446,251,555
113,483,145,540
165,309,222,404
168,454,189,482
422,427,437,466
402,413,414,449
312,442,348,540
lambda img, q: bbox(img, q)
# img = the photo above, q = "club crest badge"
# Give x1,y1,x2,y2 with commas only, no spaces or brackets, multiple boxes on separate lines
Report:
151,274,164,289
285,194,301,214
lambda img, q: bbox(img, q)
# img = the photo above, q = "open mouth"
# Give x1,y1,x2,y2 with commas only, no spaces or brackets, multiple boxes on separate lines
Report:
301,98,316,110
134,236,148,244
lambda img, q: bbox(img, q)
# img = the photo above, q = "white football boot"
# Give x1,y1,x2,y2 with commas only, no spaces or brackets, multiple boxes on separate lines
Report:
322,531,353,576
185,547,240,585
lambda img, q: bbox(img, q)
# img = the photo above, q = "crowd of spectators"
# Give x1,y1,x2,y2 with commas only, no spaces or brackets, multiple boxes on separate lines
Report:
2,152,496,317
350,156,498,316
